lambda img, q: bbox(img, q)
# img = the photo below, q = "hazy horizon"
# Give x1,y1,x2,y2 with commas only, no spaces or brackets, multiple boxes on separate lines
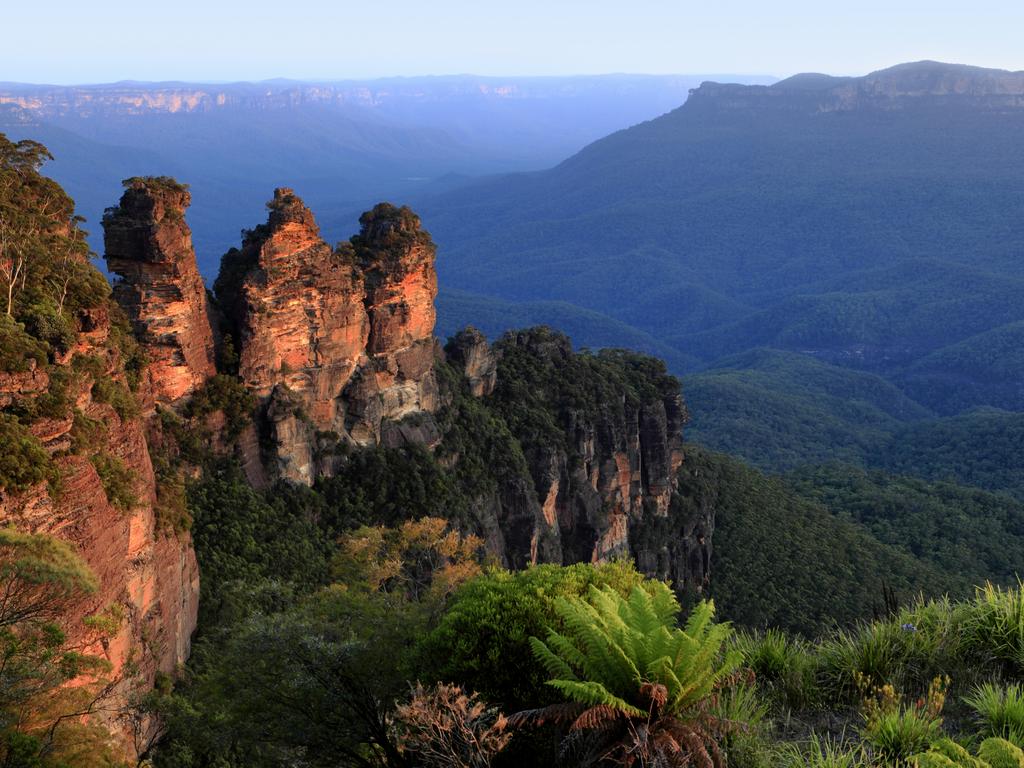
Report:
1,72,777,88
5,0,1023,84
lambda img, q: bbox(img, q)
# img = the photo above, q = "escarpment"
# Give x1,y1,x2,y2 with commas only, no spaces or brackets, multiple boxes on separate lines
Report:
0,145,203,758
0,272,198,757
103,178,217,408
472,327,707,593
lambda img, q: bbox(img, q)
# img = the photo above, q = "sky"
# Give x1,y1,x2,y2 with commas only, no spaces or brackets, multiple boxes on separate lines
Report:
3,0,1023,84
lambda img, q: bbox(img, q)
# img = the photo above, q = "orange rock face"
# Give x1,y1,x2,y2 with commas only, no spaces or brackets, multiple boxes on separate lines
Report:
0,312,199,754
103,179,217,407
215,192,440,484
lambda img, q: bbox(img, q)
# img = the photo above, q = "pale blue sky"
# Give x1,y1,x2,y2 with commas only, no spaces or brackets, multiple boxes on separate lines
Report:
4,0,1023,84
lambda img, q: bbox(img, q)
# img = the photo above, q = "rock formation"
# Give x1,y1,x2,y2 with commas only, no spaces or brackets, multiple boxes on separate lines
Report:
103,178,217,407
445,327,498,398
214,192,439,484
470,328,702,592
0,306,199,751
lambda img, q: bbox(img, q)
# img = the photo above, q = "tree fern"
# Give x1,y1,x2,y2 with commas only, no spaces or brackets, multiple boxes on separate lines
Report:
513,579,743,767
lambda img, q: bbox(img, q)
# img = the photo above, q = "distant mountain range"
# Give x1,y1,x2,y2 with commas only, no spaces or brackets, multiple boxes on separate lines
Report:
0,74,774,266
417,61,1024,470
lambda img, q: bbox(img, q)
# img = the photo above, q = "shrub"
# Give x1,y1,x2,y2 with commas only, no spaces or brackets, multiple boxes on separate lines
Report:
68,409,106,455
391,683,511,768
91,375,140,420
966,582,1024,677
0,314,47,373
420,561,645,710
777,734,867,768
914,737,1024,767
858,675,948,766
734,628,821,710
820,621,914,700
90,452,137,512
182,374,255,439
0,414,53,493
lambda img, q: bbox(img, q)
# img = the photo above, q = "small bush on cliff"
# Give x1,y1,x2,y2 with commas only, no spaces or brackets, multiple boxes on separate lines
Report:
0,414,53,494
90,451,137,512
0,314,47,373
182,373,255,440
91,374,140,420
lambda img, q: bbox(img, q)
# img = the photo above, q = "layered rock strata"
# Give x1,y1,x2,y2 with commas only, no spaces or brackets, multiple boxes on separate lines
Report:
103,178,217,408
0,308,199,751
215,192,439,484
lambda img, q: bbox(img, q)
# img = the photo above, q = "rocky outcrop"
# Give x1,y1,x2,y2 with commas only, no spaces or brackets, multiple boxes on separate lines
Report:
0,308,199,753
445,327,498,397
348,203,440,442
468,327,704,591
215,192,439,484
103,178,217,408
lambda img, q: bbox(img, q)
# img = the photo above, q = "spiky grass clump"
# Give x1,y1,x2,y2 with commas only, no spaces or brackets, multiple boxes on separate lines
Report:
965,683,1024,747
777,734,867,768
965,582,1024,677
733,628,820,710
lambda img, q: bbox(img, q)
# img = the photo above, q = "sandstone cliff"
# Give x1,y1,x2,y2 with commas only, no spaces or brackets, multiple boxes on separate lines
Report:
103,178,217,408
214,192,439,484
0,307,199,749
464,327,706,593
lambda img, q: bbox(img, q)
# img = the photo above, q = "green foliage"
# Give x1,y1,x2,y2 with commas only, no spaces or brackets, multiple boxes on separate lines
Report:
786,464,1024,589
0,314,46,373
777,734,868,768
108,304,147,392
863,707,944,766
487,327,682,462
0,529,123,767
965,684,1024,747
187,461,330,627
433,358,534,509
315,444,468,533
89,451,137,512
914,737,1024,768
0,414,53,494
68,409,105,455
978,738,1024,768
877,412,1024,502
90,374,140,420
515,582,742,768
530,584,739,718
682,444,959,636
733,629,821,710
964,583,1024,678
157,521,485,768
181,374,255,440
421,561,645,710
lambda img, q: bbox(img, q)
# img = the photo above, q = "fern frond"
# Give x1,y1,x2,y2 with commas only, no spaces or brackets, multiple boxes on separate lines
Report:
529,635,579,682
548,680,647,718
